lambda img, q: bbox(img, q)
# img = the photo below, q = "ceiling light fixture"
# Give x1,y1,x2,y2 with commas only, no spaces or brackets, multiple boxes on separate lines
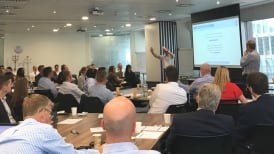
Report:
150,17,157,21
31,25,35,28
134,12,137,16
66,23,72,27
99,34,103,37
216,1,220,5
125,23,131,27
81,16,89,20
106,32,113,35
169,13,172,16
105,29,110,32
52,28,59,32
27,28,30,31
93,25,97,28
5,9,9,13
53,10,57,14
176,0,179,2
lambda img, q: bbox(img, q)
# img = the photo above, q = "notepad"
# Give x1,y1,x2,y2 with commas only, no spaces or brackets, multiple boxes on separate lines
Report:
90,127,105,133
135,131,163,139
58,119,82,124
142,126,169,132
98,114,103,119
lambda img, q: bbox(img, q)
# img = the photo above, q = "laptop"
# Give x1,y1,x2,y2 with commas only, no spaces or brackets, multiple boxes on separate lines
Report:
0,124,17,134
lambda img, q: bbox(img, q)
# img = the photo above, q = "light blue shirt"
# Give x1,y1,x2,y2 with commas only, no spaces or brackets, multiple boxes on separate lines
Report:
88,84,114,104
189,74,214,96
103,142,160,154
0,118,99,154
37,77,58,98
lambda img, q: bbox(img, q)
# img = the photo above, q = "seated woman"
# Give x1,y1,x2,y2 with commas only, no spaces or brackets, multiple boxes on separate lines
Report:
213,66,247,103
107,66,123,91
11,68,28,121
124,65,140,88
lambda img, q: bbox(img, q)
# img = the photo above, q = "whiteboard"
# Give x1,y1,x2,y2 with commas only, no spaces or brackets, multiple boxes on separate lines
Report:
178,48,194,76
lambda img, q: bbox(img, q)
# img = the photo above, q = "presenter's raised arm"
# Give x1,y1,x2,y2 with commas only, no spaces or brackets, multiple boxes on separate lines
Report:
150,47,161,59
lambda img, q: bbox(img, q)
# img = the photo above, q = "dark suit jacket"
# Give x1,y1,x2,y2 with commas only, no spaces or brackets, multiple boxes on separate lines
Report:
236,94,274,142
0,97,16,123
167,109,234,145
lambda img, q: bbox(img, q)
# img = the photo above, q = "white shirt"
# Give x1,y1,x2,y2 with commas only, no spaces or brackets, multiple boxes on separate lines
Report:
148,82,187,113
29,71,38,82
1,97,16,124
160,54,174,69
58,82,85,103
83,78,96,93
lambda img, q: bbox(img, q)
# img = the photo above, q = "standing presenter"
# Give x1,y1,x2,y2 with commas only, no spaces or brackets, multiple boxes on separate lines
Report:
150,47,174,74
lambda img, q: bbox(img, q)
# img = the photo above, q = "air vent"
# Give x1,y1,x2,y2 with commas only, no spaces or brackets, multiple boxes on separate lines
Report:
0,12,15,15
0,6,22,9
0,0,28,2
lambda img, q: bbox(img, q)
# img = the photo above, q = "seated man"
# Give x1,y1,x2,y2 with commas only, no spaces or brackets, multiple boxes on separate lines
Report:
167,83,234,145
236,72,274,142
37,67,58,98
57,64,69,84
189,63,214,97
58,71,85,103
0,75,16,123
0,94,98,154
148,65,187,113
88,69,113,104
34,65,44,84
101,96,160,154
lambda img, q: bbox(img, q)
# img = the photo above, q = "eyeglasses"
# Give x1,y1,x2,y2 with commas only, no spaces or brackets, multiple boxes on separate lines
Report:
43,108,52,114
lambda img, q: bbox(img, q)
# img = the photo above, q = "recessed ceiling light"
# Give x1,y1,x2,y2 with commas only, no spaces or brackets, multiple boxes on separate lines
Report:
121,25,124,28
27,28,30,31
66,23,72,27
216,1,220,5
169,13,172,16
134,12,137,16
52,28,59,32
81,16,89,20
176,0,179,2
99,34,103,37
125,23,131,27
31,25,35,28
106,32,113,35
150,17,157,21
53,10,57,14
93,25,97,28
5,9,9,13
105,29,110,32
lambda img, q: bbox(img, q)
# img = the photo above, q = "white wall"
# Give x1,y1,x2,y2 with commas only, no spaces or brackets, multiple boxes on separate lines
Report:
0,38,4,65
145,23,161,81
241,3,274,21
4,33,90,74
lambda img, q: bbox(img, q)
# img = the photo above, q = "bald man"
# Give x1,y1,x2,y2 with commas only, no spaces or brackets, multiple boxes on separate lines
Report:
189,63,214,97
101,96,160,154
240,40,260,81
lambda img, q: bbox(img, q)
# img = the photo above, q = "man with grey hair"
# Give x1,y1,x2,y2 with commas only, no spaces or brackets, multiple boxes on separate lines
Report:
101,96,160,154
167,83,234,145
189,63,214,97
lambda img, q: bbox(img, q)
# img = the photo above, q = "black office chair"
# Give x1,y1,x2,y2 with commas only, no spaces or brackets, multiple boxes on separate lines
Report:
166,104,188,113
54,93,79,113
247,124,274,154
167,134,233,154
34,89,54,101
79,95,104,113
216,101,241,124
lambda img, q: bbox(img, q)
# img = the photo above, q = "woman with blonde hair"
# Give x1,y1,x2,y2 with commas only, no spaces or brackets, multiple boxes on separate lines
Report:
213,66,247,103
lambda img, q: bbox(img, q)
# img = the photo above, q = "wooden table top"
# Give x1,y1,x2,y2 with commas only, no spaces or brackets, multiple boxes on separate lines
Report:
54,113,169,150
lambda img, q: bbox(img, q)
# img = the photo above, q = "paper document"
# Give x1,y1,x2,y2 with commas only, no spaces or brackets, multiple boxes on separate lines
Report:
90,127,105,133
58,119,82,124
135,131,164,139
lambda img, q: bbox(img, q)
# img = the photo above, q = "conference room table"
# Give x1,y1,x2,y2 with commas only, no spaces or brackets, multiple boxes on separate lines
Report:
54,113,171,150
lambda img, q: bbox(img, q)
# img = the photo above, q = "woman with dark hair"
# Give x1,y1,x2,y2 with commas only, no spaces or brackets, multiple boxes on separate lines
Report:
107,66,123,91
11,67,28,121
125,65,140,88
